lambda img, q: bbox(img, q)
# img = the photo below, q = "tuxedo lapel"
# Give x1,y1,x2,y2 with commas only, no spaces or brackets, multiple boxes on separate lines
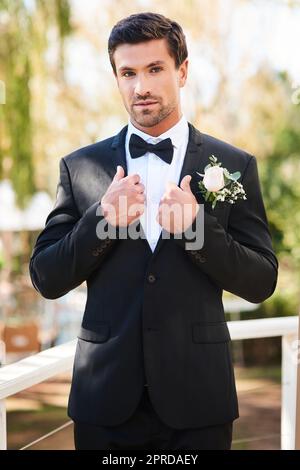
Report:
111,124,128,176
178,122,204,190
110,121,205,258
111,125,150,251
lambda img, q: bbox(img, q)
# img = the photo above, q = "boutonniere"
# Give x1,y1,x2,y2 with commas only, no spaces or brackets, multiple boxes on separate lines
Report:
196,155,247,209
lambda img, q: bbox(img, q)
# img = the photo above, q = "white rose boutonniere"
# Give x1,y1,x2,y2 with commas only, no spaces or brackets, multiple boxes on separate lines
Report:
196,155,247,209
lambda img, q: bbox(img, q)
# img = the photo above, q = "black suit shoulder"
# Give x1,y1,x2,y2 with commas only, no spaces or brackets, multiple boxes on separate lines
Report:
62,134,115,168
56,133,120,211
201,132,253,159
200,131,254,176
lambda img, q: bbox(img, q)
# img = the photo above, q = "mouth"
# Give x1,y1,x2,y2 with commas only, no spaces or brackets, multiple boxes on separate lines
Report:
134,101,158,107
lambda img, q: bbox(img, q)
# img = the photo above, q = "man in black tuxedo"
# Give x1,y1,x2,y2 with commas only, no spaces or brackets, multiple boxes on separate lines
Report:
29,12,278,450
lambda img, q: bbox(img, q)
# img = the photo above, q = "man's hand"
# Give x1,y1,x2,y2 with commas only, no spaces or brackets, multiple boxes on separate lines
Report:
100,166,146,227
156,175,199,234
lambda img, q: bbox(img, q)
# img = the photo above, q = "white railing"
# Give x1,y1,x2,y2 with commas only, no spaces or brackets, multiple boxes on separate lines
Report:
0,316,298,450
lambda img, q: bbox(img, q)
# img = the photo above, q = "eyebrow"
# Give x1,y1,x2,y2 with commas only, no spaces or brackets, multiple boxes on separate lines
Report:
118,60,166,72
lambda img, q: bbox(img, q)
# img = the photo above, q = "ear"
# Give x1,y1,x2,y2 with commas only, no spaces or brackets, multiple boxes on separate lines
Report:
179,58,188,87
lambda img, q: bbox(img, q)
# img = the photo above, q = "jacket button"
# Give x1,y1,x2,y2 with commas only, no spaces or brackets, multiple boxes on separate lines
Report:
148,273,156,283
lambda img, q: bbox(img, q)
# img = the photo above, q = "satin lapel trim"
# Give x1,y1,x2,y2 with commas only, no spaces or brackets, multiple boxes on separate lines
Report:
111,124,128,176
111,125,150,252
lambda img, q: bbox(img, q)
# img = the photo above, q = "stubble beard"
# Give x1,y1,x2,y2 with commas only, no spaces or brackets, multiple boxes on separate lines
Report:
130,101,176,128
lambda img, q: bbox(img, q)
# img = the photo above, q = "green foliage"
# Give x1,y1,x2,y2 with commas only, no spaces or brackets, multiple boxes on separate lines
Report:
6,53,35,207
0,0,72,207
55,0,72,38
260,118,300,269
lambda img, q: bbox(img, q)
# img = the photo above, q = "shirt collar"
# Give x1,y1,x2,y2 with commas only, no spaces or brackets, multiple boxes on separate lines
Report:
127,114,189,150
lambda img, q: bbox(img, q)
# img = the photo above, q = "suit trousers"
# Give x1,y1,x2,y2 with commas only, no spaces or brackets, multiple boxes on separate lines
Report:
73,385,233,450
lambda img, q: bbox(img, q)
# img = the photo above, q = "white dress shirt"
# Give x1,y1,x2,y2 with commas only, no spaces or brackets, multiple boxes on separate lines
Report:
125,115,189,252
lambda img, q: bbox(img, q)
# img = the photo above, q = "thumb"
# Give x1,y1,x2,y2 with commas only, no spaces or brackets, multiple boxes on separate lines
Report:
180,174,192,192
113,165,125,182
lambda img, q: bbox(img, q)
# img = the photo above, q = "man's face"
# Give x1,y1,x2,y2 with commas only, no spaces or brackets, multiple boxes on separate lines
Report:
113,38,188,132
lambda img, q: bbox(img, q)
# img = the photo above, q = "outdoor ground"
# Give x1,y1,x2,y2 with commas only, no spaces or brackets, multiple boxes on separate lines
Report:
6,366,281,450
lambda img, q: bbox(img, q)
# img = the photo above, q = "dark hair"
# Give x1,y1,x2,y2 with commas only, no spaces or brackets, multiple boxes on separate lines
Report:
108,12,188,75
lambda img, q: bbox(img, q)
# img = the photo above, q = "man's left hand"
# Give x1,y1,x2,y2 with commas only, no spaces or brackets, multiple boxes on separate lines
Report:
156,175,200,234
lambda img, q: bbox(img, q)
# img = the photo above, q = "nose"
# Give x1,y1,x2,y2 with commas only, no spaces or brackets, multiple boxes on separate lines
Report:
134,74,151,97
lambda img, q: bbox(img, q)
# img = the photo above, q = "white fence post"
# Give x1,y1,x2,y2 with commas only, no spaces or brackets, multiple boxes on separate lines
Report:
0,341,5,368
0,341,7,450
281,333,298,449
0,399,7,450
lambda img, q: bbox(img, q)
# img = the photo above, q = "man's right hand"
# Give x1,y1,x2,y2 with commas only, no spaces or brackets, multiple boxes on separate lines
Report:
100,166,146,227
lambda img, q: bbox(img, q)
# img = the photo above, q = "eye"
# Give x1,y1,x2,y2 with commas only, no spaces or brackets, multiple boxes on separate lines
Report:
121,67,162,78
122,71,134,77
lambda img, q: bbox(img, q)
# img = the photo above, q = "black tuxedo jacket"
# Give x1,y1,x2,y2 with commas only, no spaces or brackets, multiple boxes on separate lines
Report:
29,122,278,429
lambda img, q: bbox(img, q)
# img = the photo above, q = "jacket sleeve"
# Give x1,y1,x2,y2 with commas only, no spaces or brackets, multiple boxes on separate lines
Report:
29,157,119,299
173,155,278,303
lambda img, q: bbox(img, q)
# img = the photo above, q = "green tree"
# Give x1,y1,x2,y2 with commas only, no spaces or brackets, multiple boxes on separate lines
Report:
0,0,72,207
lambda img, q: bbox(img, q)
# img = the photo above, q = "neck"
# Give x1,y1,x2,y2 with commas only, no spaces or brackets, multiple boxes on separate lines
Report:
130,108,182,137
